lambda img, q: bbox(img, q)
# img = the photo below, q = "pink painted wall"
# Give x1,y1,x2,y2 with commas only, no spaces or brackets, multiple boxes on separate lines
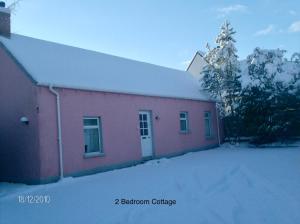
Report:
0,45,40,183
37,87,219,179
0,43,219,183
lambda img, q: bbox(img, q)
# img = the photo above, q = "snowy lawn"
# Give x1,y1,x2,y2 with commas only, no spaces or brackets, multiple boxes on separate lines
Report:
1,143,300,224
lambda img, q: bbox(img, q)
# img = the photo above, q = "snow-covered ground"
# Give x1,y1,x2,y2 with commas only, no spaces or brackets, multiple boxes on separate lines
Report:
1,143,300,224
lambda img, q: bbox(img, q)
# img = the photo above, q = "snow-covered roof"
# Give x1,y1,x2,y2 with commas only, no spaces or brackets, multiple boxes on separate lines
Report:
0,34,211,101
0,7,10,14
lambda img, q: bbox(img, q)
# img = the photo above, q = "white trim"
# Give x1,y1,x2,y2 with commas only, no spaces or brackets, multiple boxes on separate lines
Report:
139,111,154,157
83,117,103,154
179,112,189,132
84,126,99,129
204,111,212,138
84,151,105,158
37,83,215,103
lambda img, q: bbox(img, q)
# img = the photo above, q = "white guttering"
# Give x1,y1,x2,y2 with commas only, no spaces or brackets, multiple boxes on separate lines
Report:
49,85,64,180
215,103,221,146
37,83,214,103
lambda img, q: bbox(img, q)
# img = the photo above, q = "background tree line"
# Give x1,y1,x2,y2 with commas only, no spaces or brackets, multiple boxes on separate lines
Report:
201,21,300,145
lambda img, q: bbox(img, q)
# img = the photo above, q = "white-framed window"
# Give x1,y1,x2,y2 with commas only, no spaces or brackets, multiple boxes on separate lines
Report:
204,111,212,137
179,112,189,133
83,117,103,154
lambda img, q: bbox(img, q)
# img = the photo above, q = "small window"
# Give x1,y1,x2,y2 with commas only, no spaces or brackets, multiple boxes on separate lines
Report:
179,112,189,133
83,117,103,154
204,112,212,137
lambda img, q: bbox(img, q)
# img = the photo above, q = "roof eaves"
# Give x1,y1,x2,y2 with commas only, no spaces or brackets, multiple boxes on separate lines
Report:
37,83,216,103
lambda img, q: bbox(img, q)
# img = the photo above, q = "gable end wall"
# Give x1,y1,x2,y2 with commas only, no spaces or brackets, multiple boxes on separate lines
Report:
0,44,41,183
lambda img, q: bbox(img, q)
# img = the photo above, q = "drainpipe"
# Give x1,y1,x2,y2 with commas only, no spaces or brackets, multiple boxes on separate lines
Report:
215,102,221,146
49,85,64,180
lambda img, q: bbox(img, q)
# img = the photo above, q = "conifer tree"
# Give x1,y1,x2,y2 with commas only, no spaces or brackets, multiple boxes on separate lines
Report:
239,48,300,144
201,21,242,141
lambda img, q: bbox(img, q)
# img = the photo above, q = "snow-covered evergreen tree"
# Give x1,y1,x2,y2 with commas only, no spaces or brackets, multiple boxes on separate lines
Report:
201,21,241,117
246,48,285,88
291,52,300,64
201,21,242,141
239,48,300,144
200,22,300,144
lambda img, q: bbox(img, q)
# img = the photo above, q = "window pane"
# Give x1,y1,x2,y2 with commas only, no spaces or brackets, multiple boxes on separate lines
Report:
180,112,187,118
144,122,148,128
140,122,144,128
84,118,98,126
144,129,148,136
204,112,212,137
143,114,147,121
84,128,100,153
205,119,211,137
204,112,211,118
180,120,187,131
139,114,142,121
140,129,143,136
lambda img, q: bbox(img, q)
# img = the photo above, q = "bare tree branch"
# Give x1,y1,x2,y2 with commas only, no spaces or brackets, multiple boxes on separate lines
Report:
8,0,22,14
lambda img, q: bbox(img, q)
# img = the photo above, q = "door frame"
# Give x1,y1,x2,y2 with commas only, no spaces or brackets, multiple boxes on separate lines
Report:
138,110,155,159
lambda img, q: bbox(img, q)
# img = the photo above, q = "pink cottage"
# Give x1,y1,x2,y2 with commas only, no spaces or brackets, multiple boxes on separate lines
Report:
0,5,221,184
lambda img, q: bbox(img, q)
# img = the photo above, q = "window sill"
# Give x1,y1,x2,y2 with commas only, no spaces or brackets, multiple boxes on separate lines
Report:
179,130,191,135
84,152,105,158
205,136,215,140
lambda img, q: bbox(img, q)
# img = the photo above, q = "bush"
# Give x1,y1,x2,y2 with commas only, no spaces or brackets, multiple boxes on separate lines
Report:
238,83,300,145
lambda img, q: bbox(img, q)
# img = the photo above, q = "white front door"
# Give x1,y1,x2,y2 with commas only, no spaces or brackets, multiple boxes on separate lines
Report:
139,111,153,157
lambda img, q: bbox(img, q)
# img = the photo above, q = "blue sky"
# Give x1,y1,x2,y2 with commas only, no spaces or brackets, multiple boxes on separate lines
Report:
6,0,300,70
